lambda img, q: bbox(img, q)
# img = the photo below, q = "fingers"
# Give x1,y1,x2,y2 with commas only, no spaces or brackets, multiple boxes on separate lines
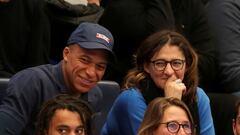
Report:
166,74,178,84
176,81,186,95
175,79,185,88
175,79,182,84
88,0,100,6
164,76,186,100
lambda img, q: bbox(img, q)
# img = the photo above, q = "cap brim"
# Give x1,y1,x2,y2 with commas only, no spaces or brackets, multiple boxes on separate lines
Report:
78,42,116,63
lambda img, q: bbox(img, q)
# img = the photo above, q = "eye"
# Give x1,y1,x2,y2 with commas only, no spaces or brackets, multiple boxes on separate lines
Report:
96,64,107,71
154,60,166,68
182,122,193,133
171,60,183,67
168,122,179,131
182,123,191,129
75,127,84,135
79,57,90,64
58,128,68,134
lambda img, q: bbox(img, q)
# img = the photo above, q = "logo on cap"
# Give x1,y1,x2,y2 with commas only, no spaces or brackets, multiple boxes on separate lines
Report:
96,33,110,44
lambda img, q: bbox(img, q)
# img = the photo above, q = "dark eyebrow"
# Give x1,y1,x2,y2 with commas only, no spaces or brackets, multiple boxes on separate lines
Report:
57,125,69,128
57,125,85,129
79,55,91,59
77,125,85,128
81,54,108,65
151,59,185,62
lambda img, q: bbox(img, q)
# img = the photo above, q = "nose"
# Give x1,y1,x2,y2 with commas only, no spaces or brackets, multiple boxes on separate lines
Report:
163,63,174,75
86,64,96,77
69,132,76,135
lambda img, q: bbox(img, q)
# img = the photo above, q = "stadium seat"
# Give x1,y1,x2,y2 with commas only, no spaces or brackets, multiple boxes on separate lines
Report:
91,80,121,135
0,78,9,103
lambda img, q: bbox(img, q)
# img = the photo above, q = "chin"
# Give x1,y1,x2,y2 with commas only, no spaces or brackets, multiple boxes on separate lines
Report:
155,83,165,90
158,81,166,88
75,85,92,93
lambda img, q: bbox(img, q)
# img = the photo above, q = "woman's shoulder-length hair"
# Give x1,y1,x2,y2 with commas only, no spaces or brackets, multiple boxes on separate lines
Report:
123,30,199,104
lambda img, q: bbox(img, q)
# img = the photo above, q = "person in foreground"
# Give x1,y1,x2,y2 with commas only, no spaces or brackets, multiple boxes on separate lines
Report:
35,94,93,135
0,22,114,135
138,97,196,135
101,30,214,135
233,100,240,135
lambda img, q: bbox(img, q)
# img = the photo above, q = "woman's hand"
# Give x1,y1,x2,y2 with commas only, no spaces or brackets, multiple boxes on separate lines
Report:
164,75,186,100
0,0,9,3
88,0,100,6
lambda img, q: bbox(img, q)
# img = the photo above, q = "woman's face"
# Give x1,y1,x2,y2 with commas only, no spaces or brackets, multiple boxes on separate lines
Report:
47,109,85,135
153,106,191,135
144,44,186,90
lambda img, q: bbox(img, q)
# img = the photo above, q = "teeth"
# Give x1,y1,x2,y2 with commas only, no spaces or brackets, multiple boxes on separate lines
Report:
82,78,91,83
80,77,95,85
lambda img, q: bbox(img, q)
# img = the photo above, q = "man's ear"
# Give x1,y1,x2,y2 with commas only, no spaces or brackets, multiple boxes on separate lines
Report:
63,47,70,62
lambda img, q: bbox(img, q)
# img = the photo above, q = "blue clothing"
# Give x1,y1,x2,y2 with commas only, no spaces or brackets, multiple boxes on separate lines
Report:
101,87,215,135
0,62,101,135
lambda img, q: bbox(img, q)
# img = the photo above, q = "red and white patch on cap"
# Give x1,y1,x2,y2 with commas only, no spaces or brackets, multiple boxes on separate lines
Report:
96,33,110,43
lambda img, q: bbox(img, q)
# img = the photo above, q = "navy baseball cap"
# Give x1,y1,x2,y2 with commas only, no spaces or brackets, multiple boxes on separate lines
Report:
67,22,114,59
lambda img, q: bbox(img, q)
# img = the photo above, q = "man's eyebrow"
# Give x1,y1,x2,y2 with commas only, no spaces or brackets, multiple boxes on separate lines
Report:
57,125,69,128
79,54,90,58
77,125,85,128
81,54,108,64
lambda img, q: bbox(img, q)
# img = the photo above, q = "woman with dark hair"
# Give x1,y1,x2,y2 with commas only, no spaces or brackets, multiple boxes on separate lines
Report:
35,94,93,135
138,97,196,135
101,30,214,135
99,0,216,92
